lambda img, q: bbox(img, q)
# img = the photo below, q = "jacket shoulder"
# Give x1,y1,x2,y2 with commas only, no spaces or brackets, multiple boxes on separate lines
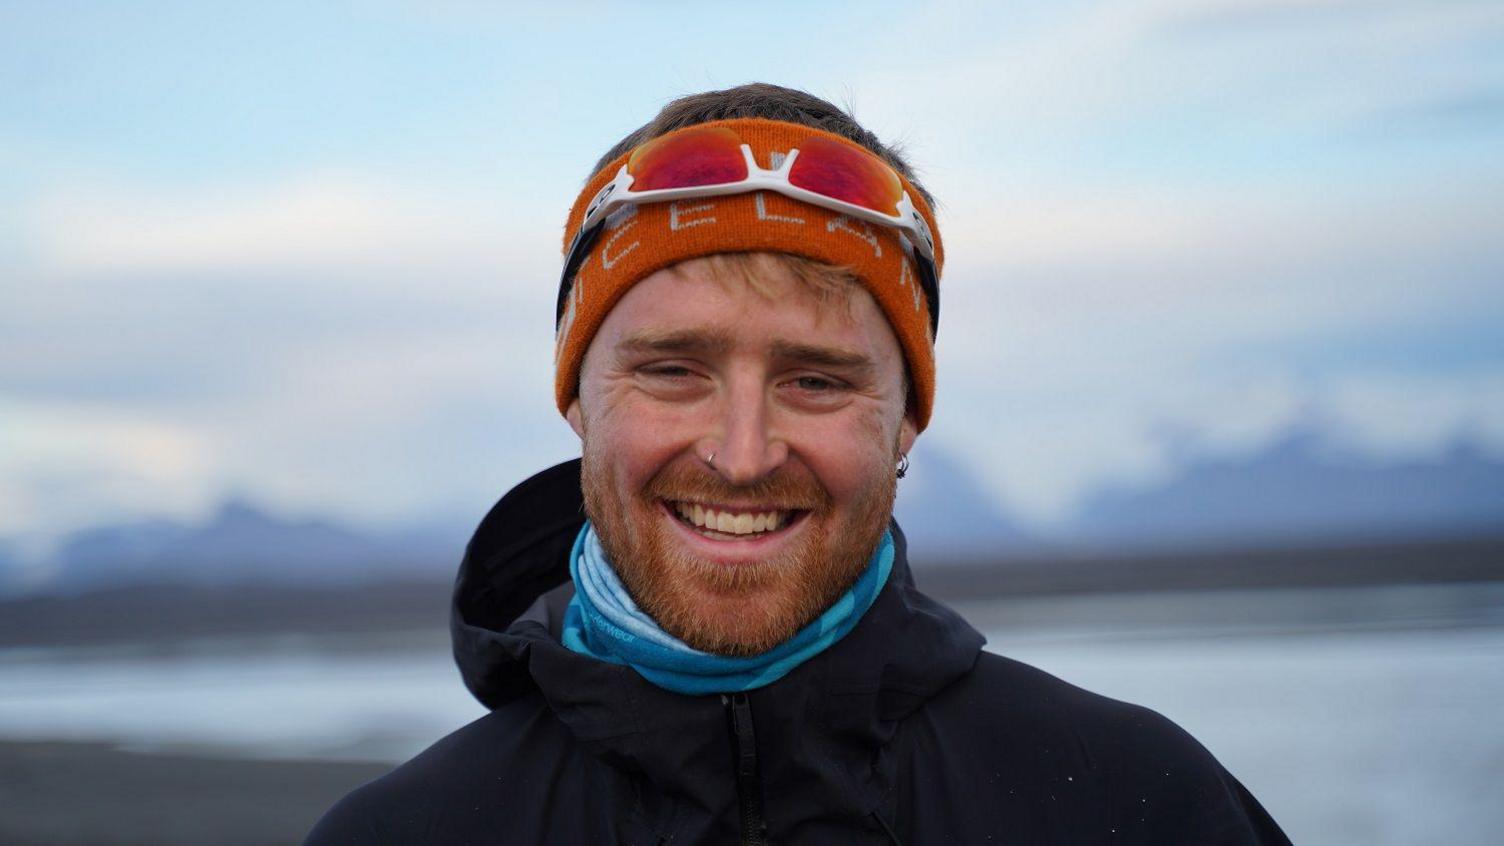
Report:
303,690,594,845
917,651,1291,844
945,651,1198,741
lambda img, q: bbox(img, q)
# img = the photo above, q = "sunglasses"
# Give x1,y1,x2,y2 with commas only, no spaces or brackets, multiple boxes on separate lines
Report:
557,125,940,335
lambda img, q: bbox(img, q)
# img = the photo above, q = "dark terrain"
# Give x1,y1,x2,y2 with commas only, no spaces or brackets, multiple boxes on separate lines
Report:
2,534,1501,648
0,741,388,846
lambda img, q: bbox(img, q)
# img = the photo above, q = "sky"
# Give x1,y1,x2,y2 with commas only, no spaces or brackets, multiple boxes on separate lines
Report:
2,0,1502,543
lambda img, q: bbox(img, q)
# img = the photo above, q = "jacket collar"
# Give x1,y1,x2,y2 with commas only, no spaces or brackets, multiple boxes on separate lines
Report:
450,459,985,828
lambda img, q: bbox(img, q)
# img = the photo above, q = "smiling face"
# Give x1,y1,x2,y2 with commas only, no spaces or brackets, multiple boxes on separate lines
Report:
567,254,918,656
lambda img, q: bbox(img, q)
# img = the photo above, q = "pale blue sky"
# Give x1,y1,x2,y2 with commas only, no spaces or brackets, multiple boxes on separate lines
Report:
3,1,1502,541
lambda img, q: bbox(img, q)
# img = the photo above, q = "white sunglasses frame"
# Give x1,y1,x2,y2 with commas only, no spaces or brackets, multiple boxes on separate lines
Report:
575,143,937,263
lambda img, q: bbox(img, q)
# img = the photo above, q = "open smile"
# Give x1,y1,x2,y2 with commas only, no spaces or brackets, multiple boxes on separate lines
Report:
658,499,810,544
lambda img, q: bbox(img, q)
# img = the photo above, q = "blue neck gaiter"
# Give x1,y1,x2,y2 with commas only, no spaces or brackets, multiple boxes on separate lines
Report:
561,521,893,696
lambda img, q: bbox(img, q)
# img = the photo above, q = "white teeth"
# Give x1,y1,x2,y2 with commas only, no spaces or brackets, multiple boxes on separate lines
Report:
671,502,790,536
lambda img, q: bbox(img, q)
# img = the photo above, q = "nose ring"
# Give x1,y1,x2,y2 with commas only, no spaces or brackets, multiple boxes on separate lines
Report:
705,451,716,467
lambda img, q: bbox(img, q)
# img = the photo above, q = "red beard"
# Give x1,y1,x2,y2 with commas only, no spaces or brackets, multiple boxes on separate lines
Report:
580,453,895,656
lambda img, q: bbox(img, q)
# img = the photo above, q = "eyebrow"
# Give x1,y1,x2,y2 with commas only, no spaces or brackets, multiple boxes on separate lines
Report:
618,328,734,356
769,340,876,375
616,329,877,376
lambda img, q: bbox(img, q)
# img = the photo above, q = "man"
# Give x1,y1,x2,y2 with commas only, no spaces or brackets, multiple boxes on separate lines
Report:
307,84,1290,844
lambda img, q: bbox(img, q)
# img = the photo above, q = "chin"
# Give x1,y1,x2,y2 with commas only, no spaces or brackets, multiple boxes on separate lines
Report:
624,515,846,656
662,580,826,656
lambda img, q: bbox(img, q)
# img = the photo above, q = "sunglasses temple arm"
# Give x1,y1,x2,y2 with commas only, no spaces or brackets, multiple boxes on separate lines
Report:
556,223,605,324
917,255,940,337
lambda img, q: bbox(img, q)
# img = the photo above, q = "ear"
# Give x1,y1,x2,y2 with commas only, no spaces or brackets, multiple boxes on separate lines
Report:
565,398,585,440
897,408,919,458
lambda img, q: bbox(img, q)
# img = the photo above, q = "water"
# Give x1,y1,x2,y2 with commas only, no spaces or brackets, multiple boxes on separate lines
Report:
0,631,484,763
988,625,1504,845
2,586,1502,844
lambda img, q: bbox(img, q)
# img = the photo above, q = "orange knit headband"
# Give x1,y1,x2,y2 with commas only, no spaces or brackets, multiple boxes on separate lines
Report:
555,117,944,430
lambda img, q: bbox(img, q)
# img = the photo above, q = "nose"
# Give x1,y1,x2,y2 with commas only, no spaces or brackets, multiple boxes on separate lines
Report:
701,376,788,486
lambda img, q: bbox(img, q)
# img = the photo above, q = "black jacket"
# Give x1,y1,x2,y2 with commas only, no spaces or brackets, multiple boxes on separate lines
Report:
307,460,1290,844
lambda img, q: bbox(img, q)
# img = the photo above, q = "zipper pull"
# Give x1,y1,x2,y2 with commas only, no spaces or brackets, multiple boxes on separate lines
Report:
724,692,768,846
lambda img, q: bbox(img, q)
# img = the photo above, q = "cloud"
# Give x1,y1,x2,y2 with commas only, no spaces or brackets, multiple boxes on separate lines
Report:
3,162,573,413
0,397,215,536
0,314,581,539
1325,369,1504,456
4,164,582,537
4,1,1502,543
1360,85,1504,136
840,1,1504,528
24,170,557,283
852,0,1503,183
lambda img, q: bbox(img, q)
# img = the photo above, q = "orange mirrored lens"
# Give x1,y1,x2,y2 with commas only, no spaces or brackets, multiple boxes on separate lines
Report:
628,125,747,191
787,135,903,216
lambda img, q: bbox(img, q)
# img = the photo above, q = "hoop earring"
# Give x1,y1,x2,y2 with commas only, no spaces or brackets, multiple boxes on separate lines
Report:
896,453,909,479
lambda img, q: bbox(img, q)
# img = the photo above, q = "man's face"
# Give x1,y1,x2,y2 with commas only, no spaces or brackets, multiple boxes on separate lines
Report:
567,255,918,656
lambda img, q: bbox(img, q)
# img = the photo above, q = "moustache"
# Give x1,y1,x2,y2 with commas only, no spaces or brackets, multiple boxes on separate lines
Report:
644,460,831,512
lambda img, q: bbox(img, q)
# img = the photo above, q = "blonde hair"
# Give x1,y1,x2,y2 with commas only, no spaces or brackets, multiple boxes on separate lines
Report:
688,251,861,310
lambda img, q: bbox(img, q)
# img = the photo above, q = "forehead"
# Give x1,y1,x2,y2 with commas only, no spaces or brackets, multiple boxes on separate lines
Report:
589,257,904,365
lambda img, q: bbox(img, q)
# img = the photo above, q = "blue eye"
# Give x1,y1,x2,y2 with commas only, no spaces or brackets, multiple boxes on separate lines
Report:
795,376,837,391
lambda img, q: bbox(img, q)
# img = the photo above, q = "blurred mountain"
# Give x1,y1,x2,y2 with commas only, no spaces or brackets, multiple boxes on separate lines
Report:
0,539,20,593
32,499,470,597
2,428,1501,599
49,517,194,591
1069,429,1504,548
894,443,1036,558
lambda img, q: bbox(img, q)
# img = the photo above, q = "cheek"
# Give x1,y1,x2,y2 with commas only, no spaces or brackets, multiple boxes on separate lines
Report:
587,397,699,489
787,407,898,503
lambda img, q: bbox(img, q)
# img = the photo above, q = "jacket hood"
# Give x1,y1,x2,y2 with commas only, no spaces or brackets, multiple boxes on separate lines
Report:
450,459,985,832
453,458,982,708
451,459,589,710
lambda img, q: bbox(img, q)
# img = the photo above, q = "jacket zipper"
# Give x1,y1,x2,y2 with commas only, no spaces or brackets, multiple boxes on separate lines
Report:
724,692,769,846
